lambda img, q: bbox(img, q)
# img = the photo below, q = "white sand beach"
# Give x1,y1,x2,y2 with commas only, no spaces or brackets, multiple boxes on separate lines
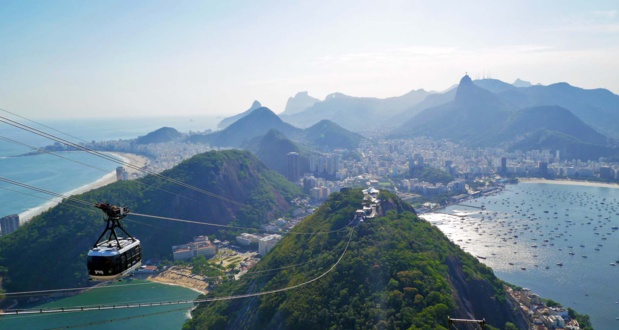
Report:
18,152,150,223
519,177,619,189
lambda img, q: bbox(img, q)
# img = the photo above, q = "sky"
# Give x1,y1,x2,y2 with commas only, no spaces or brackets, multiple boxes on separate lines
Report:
1,0,618,119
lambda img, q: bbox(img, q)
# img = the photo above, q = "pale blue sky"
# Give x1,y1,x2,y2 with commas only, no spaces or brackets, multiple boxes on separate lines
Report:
1,0,618,118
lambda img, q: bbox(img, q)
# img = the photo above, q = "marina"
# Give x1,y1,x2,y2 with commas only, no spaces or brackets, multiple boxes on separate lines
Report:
422,181,619,329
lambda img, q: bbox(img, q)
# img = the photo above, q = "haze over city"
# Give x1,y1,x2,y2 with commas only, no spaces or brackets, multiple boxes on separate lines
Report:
1,0,619,118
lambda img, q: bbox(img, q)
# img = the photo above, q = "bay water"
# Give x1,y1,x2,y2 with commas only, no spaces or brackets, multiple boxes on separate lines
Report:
422,182,619,329
0,115,220,218
0,280,200,330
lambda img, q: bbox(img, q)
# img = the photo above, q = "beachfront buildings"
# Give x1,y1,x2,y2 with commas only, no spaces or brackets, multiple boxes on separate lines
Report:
172,236,217,261
0,214,19,236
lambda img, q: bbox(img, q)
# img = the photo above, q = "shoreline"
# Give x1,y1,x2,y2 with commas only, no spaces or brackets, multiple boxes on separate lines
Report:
145,267,209,295
18,152,149,223
518,177,619,189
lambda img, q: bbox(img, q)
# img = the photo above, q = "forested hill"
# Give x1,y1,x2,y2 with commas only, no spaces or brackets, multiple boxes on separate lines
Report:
186,189,527,330
0,150,301,292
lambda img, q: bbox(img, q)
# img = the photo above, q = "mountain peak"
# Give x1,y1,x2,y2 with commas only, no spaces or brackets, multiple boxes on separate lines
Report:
459,74,473,85
512,78,532,88
217,100,264,129
282,91,320,116
455,74,477,102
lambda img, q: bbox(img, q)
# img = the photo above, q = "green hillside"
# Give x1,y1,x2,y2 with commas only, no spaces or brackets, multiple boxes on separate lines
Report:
304,119,363,151
134,126,182,144
0,150,301,292
186,189,526,330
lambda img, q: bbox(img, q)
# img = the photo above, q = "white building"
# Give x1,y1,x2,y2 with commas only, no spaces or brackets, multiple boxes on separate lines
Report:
259,234,282,256
236,233,261,246
172,236,218,261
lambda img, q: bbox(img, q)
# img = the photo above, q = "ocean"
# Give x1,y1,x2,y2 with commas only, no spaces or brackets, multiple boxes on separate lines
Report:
0,280,200,330
422,182,619,329
0,115,220,220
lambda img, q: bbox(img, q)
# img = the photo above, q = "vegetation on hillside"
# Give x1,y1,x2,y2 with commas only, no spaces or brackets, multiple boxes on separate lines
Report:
407,166,454,185
0,150,301,292
185,189,524,330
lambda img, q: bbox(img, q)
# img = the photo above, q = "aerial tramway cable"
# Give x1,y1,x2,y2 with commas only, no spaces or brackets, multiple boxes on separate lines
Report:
1,226,355,317
0,176,350,235
0,114,244,207
0,134,204,204
0,178,351,299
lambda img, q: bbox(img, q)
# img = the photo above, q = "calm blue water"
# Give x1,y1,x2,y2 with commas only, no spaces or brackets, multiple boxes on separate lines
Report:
0,279,200,330
0,115,220,219
423,182,619,329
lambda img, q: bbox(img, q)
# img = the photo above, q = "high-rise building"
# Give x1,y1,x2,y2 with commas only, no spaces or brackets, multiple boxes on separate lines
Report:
0,214,20,236
287,152,300,182
539,162,548,177
600,166,615,180
500,157,507,174
116,166,129,181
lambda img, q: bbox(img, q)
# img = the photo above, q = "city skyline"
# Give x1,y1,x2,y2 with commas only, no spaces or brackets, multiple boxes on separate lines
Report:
1,0,618,119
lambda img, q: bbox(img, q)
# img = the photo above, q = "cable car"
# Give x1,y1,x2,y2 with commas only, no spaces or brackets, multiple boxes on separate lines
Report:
87,202,142,280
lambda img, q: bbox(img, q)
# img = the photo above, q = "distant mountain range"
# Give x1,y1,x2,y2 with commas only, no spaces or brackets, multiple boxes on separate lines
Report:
390,75,618,160
280,89,432,130
208,75,619,160
281,91,320,116
190,107,362,151
217,100,263,129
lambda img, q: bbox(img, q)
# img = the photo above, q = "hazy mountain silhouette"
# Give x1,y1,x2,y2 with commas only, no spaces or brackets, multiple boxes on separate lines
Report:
512,78,532,87
281,89,431,131
303,119,363,151
391,75,611,157
217,100,263,129
495,82,619,137
189,107,302,147
134,127,181,144
243,129,305,177
281,91,320,116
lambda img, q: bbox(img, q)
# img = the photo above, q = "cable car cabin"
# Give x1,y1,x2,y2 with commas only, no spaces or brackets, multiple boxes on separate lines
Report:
87,238,142,281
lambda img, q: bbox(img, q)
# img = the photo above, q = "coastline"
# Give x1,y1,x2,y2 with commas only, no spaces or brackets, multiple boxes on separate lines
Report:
18,152,149,223
518,177,619,189
145,267,209,295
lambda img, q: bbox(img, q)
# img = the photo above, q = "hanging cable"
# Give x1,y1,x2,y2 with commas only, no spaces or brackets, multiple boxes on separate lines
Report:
130,212,350,235
0,115,244,206
0,108,92,146
0,176,347,235
0,176,92,208
0,134,205,204
44,306,191,330
1,227,354,316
